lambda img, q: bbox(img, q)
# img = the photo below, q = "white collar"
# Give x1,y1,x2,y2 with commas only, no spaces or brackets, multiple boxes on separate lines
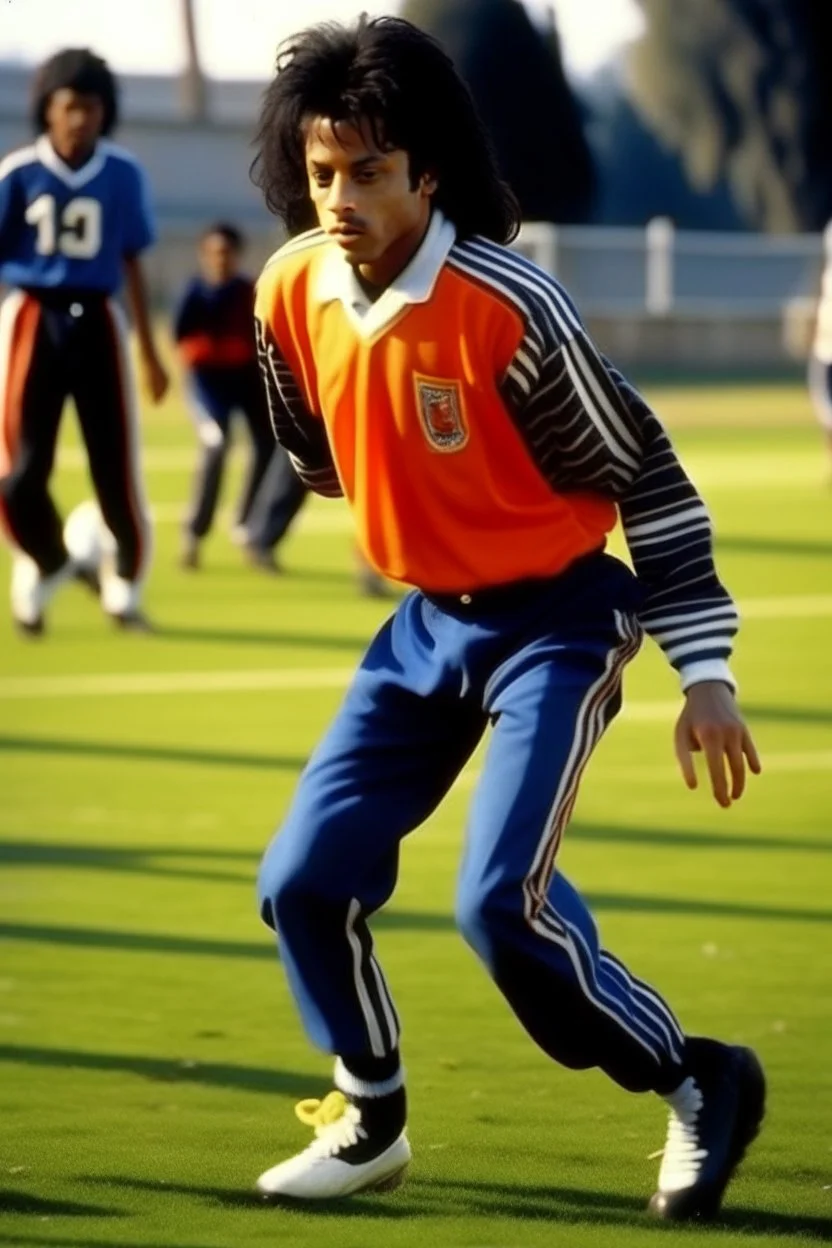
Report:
313,208,456,340
35,135,108,189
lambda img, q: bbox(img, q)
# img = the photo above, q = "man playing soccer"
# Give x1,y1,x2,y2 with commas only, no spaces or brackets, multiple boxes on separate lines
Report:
0,48,167,634
251,16,764,1219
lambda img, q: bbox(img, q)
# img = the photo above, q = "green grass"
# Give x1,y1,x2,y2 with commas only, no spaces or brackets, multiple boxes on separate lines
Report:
1,380,831,1247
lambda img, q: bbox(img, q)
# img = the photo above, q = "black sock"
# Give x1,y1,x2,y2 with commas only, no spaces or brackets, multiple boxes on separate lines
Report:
353,1086,407,1149
340,1049,401,1084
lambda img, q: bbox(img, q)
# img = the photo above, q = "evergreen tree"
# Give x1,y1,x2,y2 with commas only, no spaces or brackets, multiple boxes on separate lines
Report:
401,0,595,223
627,0,832,231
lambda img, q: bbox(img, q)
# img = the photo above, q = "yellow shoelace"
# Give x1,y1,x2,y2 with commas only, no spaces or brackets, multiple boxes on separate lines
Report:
295,1090,348,1128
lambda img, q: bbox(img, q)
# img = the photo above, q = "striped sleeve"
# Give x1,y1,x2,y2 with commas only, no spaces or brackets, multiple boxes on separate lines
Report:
502,335,644,496
468,274,737,683
450,238,738,689
604,360,738,691
508,333,737,689
253,314,342,498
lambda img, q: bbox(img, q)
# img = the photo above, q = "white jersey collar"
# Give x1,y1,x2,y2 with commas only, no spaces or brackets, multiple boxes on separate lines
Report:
35,135,107,189
313,208,456,340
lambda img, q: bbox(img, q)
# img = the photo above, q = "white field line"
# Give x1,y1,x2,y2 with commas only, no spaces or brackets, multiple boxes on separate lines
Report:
0,667,357,699
1,599,830,702
149,501,354,533
57,445,825,492
1,593,831,701
61,447,195,471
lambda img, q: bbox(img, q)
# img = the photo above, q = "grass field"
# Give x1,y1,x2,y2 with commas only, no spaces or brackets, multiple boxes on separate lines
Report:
1,379,830,1248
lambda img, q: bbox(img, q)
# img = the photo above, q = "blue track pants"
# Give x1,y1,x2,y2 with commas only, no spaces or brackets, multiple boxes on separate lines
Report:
258,552,686,1093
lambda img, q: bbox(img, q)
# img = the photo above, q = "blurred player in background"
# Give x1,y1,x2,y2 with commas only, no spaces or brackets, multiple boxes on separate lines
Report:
175,217,390,591
0,48,167,634
808,243,832,477
242,442,391,595
235,438,307,572
173,221,273,570
250,15,764,1220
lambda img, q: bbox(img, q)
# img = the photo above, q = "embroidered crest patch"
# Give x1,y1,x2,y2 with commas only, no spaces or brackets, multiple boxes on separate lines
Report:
414,375,468,451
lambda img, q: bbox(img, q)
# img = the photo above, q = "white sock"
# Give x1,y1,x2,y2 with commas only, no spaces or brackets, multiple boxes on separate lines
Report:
333,1057,404,1100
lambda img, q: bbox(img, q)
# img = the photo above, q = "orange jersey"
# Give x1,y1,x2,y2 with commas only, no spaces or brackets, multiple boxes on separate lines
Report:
254,211,738,695
254,212,616,592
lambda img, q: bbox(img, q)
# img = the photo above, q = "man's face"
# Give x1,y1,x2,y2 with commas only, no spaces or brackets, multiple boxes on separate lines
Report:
200,233,239,286
304,115,435,282
45,89,104,163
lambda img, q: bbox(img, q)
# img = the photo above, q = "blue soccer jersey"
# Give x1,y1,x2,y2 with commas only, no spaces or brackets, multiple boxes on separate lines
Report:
0,136,156,293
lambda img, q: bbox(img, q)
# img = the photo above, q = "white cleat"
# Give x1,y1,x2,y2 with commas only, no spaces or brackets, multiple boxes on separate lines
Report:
11,555,73,635
256,1091,411,1201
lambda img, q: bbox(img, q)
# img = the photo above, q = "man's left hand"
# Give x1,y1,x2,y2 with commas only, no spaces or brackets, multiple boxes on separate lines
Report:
142,353,169,404
674,681,761,808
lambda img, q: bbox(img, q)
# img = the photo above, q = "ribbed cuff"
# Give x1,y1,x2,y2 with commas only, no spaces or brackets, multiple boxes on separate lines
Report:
678,658,737,695
334,1057,405,1099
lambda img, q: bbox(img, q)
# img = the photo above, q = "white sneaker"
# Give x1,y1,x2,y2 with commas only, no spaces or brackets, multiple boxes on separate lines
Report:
11,556,72,634
256,1091,411,1201
100,570,140,618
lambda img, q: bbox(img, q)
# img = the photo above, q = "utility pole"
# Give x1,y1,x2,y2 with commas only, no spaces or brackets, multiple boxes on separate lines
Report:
180,0,207,123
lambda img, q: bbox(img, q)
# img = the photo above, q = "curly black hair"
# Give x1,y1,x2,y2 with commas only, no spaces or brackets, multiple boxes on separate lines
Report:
31,48,118,136
251,14,520,243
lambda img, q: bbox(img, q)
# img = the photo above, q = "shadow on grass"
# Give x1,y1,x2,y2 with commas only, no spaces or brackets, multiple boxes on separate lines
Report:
0,920,281,960
0,1240,215,1248
0,910,454,960
84,1175,414,1217
2,817,827,902
0,1043,311,1097
744,702,832,727
409,1177,832,1238
1,873,828,970
571,822,831,855
0,837,254,886
583,892,831,924
0,1189,123,1217
0,735,306,777
76,1174,832,1238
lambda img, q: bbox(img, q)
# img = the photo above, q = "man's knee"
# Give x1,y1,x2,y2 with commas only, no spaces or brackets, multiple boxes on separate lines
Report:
257,833,316,930
256,805,353,930
455,875,524,958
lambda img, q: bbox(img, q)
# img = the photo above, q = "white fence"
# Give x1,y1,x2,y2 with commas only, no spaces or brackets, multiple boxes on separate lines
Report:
514,219,829,318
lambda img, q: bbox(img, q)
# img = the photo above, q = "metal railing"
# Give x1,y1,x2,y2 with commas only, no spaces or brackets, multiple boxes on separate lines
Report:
513,219,830,318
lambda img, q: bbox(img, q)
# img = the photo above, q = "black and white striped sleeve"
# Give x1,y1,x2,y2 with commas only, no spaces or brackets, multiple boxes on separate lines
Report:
605,360,738,691
505,331,737,691
254,314,342,498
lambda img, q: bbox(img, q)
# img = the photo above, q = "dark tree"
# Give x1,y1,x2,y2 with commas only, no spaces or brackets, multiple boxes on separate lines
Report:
583,69,743,229
401,0,595,223
627,0,832,232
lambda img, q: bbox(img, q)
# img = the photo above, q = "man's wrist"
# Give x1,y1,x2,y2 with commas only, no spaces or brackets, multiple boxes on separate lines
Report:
678,658,737,695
